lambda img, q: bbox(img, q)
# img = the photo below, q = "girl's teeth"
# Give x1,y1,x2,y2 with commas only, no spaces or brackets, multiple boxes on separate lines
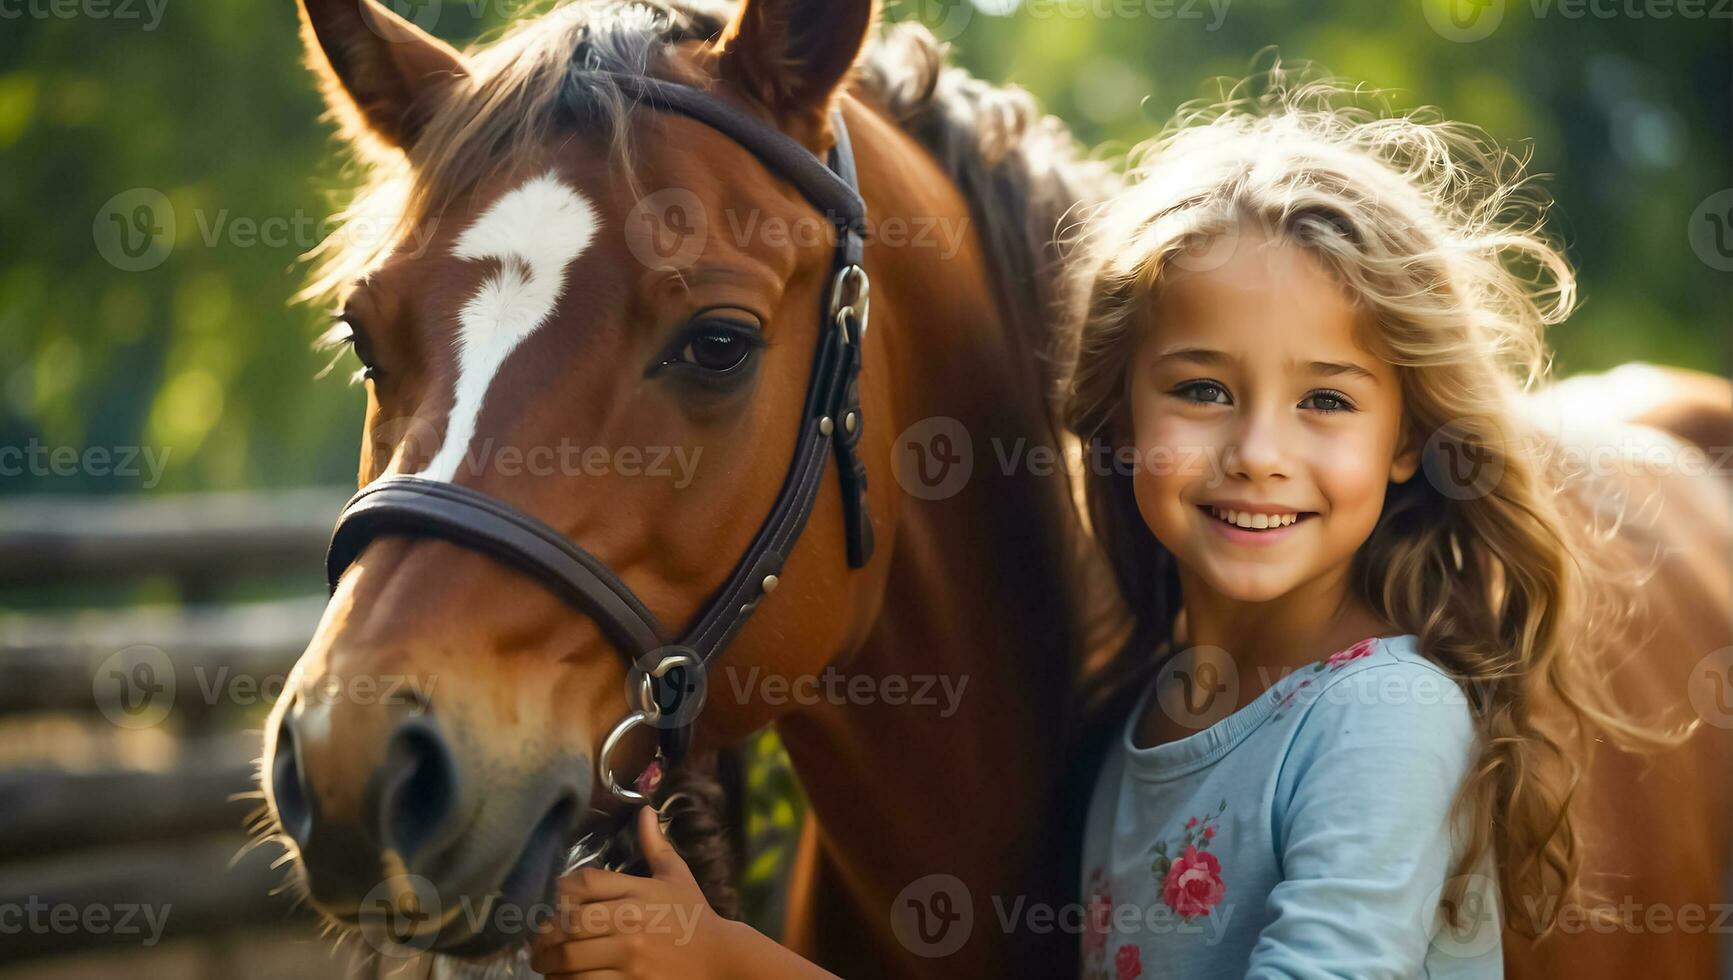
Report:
1210,507,1301,529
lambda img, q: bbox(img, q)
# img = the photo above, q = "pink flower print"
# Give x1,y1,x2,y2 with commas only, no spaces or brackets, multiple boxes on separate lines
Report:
1326,637,1377,670
1186,817,1198,828
1083,874,1112,955
1202,825,1216,840
1162,845,1226,920
1116,944,1143,980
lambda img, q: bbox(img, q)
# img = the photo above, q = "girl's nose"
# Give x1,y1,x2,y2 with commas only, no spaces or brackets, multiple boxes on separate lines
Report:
1222,409,1291,482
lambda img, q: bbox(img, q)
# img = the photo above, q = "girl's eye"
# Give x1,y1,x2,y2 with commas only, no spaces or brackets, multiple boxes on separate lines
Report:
1173,380,1232,406
659,317,764,377
1301,389,1356,413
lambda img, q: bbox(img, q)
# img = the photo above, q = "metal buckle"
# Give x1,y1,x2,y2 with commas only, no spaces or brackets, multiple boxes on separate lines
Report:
633,652,698,721
828,264,869,344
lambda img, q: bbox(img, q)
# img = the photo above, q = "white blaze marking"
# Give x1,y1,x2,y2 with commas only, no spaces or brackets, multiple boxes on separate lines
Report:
421,173,600,482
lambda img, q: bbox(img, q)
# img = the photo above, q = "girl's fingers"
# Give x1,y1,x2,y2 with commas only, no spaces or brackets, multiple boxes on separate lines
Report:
554,865,642,904
530,914,609,960
531,894,648,960
529,934,628,976
637,804,695,886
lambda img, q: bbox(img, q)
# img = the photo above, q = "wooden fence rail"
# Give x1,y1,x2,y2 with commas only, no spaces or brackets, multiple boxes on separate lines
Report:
0,598,324,717
0,487,347,590
0,489,346,971
0,835,300,963
0,738,259,861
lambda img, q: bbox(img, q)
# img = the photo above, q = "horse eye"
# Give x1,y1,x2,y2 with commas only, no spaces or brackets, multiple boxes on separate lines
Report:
318,317,381,384
669,319,761,375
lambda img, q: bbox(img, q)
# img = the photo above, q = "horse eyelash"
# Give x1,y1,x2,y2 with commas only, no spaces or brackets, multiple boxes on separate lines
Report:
313,320,370,386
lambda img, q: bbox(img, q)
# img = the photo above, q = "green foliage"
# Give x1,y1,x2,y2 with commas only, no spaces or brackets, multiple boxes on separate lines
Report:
738,728,807,935
0,1,1724,496
895,0,1729,378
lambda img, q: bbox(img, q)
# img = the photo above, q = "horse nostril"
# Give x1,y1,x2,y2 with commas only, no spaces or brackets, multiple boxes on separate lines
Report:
270,710,315,848
376,716,458,860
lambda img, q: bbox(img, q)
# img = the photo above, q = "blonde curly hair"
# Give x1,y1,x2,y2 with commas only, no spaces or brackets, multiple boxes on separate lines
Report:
1059,67,1695,938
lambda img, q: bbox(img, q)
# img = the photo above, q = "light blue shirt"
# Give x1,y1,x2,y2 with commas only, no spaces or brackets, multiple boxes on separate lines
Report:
1079,634,1503,979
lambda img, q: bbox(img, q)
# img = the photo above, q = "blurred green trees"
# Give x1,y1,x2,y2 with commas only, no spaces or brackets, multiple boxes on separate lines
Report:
0,0,1725,495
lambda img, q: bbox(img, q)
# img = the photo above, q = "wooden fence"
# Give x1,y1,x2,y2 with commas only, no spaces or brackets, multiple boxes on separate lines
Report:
0,488,375,978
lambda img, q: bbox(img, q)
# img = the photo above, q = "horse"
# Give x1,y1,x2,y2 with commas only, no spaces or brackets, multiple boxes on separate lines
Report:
263,0,1733,976
266,0,1111,977
1501,363,1733,978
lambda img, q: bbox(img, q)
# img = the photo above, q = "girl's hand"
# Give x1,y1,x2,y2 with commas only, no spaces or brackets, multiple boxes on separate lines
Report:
530,805,743,980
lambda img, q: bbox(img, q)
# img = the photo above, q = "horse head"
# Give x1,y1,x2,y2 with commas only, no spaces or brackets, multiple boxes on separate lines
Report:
265,0,911,957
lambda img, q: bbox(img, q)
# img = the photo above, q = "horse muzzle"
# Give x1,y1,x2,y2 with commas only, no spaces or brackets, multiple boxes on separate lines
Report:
265,686,590,956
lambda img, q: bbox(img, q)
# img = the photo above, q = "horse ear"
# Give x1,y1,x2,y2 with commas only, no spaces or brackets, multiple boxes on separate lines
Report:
297,0,468,152
715,0,877,123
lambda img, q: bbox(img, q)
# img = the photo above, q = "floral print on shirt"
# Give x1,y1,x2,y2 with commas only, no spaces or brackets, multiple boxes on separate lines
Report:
1271,637,1378,720
1082,867,1115,978
1081,808,1229,975
1151,800,1229,921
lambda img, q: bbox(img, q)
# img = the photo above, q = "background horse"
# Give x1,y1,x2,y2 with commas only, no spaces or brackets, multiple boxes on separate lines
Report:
1502,364,1732,978
269,0,1109,977
266,0,1731,977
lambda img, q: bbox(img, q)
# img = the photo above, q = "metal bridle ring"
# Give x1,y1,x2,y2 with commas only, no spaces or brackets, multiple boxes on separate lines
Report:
599,710,653,804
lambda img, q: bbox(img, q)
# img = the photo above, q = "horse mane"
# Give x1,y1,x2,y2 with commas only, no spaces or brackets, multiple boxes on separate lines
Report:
856,23,1120,405
305,0,1118,407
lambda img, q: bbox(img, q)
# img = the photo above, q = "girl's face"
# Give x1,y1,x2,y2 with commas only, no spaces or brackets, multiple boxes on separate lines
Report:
1126,235,1419,604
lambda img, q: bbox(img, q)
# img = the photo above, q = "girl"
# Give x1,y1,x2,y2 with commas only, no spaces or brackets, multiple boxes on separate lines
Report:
1060,72,1689,978
528,73,1690,978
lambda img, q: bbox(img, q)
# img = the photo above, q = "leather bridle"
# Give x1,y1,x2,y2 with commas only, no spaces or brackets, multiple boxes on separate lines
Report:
325,73,875,805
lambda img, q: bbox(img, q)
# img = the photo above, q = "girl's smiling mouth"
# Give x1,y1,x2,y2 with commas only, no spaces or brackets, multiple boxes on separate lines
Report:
1197,503,1319,544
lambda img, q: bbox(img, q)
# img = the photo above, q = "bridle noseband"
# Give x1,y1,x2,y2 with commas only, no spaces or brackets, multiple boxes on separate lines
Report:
325,74,875,805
